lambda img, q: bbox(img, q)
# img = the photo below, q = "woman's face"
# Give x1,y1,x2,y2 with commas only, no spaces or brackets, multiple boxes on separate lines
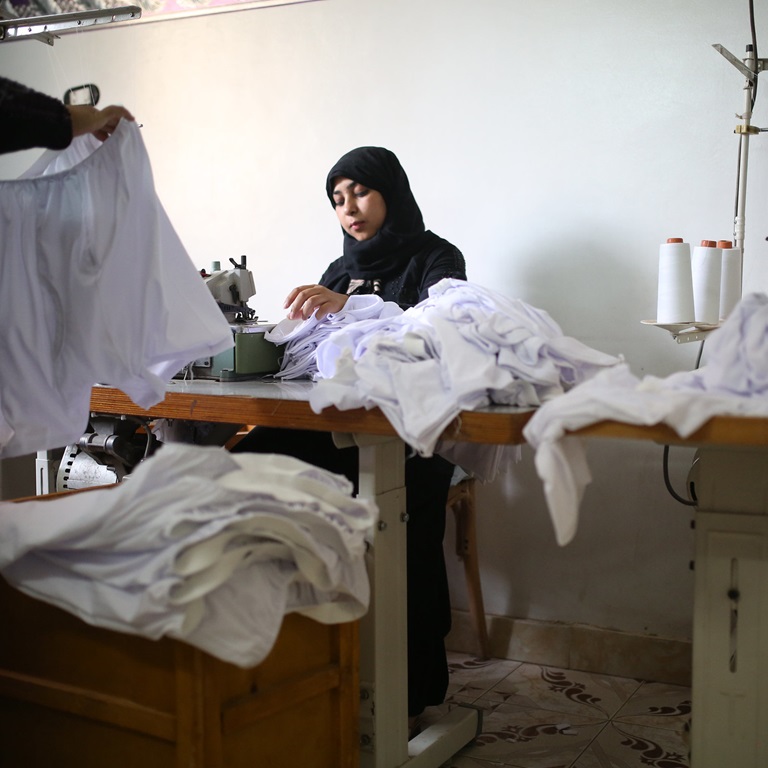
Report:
332,176,387,241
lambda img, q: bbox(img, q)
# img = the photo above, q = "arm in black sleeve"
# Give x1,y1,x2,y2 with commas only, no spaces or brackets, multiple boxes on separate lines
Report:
416,241,466,303
0,77,73,155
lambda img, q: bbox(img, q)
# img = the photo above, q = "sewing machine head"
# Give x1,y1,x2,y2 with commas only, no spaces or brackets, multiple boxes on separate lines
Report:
202,255,258,323
183,255,282,381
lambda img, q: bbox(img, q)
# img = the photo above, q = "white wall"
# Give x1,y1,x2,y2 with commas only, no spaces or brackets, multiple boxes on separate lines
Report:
2,0,767,639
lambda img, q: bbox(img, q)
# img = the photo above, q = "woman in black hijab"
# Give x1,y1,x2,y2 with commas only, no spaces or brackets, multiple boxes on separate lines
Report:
283,145,466,318
235,146,466,720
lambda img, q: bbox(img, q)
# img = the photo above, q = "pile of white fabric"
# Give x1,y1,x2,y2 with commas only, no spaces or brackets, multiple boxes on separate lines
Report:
523,292,768,546
266,294,403,379
0,443,377,667
270,279,621,467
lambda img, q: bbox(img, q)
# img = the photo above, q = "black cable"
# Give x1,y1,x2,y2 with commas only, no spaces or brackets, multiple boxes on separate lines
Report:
662,333,704,507
662,445,697,506
695,339,705,369
142,419,156,459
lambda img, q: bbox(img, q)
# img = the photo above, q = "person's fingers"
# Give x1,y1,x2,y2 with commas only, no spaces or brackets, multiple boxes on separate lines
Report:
284,286,348,320
286,286,324,319
103,105,135,124
284,285,313,308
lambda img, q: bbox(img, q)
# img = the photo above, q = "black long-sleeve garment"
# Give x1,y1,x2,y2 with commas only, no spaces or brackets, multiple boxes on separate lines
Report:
0,76,72,154
320,230,466,309
316,235,467,717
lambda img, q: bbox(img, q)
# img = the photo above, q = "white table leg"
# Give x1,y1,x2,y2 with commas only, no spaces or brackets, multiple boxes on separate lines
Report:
352,434,481,768
35,449,60,495
355,435,409,768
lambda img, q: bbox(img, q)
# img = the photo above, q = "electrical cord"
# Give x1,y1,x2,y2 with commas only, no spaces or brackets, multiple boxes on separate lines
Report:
662,332,705,507
119,414,157,460
662,444,697,506
695,338,705,369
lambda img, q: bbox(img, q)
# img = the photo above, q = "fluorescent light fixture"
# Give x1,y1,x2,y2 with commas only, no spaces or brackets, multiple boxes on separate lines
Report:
0,5,141,45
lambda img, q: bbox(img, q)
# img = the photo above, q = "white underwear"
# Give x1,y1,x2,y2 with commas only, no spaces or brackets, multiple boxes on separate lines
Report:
0,121,232,458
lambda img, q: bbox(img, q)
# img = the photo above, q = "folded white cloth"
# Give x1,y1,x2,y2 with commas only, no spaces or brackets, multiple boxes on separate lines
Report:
0,443,377,667
523,292,768,546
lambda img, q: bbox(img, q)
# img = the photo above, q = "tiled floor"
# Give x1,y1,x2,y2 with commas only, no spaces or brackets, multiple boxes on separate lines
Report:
418,652,691,768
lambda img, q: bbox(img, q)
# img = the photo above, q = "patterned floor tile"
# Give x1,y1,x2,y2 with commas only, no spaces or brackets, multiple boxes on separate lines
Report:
417,697,490,735
440,756,508,768
432,654,692,768
447,652,523,699
440,755,509,767
613,681,691,730
572,720,689,767
484,663,642,721
455,699,606,768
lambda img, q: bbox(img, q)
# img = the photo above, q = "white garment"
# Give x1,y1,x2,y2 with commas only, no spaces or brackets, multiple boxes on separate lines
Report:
0,121,233,458
0,443,376,667
523,292,768,546
309,279,621,476
266,294,403,380
650,292,768,398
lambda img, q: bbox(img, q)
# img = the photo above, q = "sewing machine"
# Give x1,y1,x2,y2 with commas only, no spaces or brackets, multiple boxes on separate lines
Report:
181,255,283,382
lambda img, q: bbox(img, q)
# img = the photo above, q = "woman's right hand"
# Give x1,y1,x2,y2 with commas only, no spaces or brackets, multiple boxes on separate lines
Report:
284,285,349,320
68,104,135,141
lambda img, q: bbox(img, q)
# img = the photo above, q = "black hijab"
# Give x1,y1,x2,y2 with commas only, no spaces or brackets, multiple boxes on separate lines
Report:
325,146,430,279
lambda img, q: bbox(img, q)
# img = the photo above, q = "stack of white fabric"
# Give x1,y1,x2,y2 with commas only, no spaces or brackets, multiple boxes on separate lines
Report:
523,292,768,546
266,294,403,379
0,443,377,667
306,279,622,462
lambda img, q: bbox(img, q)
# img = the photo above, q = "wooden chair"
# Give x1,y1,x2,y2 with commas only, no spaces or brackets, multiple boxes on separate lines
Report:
446,477,490,659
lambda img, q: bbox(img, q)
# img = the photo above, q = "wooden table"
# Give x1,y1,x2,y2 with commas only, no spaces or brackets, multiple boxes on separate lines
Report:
88,380,768,768
88,379,536,768
89,379,768,447
89,379,534,445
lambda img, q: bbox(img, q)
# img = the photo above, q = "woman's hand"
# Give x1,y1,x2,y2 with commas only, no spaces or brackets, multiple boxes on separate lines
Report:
68,104,135,141
284,285,349,320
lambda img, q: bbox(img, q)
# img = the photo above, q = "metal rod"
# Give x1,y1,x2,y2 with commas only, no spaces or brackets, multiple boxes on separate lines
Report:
0,6,141,43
